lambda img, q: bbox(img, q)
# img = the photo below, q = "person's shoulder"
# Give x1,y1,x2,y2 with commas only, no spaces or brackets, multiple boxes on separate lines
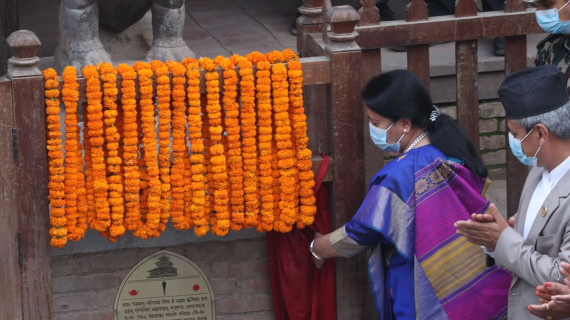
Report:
536,34,564,50
536,34,570,69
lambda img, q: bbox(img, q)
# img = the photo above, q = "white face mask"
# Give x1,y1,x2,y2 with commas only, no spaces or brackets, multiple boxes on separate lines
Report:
369,121,405,152
535,0,570,34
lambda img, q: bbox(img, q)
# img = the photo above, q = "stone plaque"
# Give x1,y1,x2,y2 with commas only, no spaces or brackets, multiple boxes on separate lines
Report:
115,250,214,320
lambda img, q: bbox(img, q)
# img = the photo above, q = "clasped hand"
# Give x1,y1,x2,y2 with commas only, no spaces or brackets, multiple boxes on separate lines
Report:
528,262,570,319
453,203,512,251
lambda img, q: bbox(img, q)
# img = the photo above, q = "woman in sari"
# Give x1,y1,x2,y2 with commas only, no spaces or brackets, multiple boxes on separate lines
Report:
310,70,510,319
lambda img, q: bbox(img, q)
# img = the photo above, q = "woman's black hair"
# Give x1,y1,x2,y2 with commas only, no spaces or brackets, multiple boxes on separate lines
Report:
361,69,488,178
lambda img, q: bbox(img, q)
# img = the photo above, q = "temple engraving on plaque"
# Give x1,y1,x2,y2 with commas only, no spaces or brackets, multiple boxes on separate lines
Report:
115,250,214,320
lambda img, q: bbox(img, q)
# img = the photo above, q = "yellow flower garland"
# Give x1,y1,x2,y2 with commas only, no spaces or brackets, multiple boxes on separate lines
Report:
83,65,111,234
247,52,274,232
117,63,141,233
99,62,125,241
43,68,67,248
201,57,230,236
231,54,260,229
283,49,317,227
182,57,209,237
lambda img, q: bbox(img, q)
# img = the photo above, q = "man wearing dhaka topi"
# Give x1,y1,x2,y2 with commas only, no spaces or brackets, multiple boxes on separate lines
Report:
455,64,570,320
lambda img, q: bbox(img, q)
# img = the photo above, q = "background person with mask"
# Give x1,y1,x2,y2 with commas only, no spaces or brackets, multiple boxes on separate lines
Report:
310,69,509,320
455,64,570,320
528,0,570,86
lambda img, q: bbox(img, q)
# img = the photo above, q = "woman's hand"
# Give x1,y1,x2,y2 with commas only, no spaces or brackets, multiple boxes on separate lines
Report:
312,232,326,269
536,283,570,304
530,281,570,319
528,300,570,320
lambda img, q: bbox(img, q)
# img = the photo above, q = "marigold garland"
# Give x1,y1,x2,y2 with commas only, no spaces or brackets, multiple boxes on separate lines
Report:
133,61,162,239
183,57,209,237
116,63,141,233
283,49,317,227
43,68,67,248
61,66,88,241
83,65,111,234
168,60,192,230
218,56,245,231
231,54,260,229
151,60,172,234
201,57,230,237
247,51,275,232
267,50,297,233
45,49,317,247
99,62,125,241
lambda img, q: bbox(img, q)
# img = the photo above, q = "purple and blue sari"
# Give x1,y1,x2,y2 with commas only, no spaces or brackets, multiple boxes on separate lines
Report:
345,145,510,320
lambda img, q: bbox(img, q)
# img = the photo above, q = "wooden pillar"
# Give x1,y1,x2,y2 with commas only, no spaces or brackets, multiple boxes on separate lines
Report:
455,0,480,149
358,0,381,83
504,0,528,217
0,53,22,320
406,0,430,90
298,0,324,57
325,4,368,319
7,30,54,320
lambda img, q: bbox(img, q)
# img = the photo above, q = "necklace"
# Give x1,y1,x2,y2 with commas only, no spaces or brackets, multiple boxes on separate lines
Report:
404,131,427,153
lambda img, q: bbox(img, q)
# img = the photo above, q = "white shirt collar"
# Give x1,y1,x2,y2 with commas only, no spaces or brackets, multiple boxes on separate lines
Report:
543,154,570,189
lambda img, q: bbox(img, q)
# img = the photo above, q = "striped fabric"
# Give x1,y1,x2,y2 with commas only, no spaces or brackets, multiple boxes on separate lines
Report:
412,159,509,320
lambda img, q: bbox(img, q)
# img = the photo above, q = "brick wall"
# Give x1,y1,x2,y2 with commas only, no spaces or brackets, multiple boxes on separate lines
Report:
52,237,275,320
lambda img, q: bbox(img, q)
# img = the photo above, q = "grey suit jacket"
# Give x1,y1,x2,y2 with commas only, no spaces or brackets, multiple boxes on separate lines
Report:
494,167,570,320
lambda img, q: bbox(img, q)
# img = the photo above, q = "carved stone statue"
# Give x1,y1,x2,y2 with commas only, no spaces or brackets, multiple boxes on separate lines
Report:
54,0,195,71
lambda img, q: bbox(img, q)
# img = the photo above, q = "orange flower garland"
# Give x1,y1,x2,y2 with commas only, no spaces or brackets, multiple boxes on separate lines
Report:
83,65,111,234
44,50,317,247
99,62,125,241
43,68,67,248
168,60,191,230
61,66,88,241
267,51,297,233
133,61,161,239
183,57,209,237
151,60,172,234
200,57,230,236
218,56,245,231
116,63,141,232
283,49,317,227
231,54,260,229
247,51,274,232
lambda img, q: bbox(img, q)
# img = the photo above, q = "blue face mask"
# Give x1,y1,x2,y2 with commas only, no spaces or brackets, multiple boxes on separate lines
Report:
369,121,405,152
508,128,542,167
535,1,570,34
